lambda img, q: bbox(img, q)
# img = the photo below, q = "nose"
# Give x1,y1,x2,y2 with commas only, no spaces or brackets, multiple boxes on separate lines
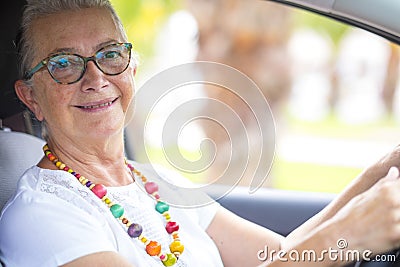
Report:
80,60,109,92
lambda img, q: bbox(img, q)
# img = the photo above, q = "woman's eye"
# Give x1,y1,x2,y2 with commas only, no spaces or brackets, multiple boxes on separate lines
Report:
103,51,120,59
51,57,71,69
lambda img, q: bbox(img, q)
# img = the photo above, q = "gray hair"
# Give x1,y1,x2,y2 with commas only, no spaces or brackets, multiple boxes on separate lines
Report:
16,0,132,140
16,0,128,79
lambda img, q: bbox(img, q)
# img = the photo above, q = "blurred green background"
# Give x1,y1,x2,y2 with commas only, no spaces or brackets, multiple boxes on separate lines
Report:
113,0,400,194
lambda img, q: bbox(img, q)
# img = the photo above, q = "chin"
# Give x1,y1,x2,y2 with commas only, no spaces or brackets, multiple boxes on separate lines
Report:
86,119,125,139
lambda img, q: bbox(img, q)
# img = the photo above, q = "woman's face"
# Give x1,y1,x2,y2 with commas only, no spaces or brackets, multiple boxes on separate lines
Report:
25,7,135,142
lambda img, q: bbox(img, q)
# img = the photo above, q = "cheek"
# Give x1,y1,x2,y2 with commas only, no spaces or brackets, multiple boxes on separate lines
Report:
33,80,75,121
119,71,135,108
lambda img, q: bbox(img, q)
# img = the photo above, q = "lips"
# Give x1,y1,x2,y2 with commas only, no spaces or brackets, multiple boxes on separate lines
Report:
75,97,119,110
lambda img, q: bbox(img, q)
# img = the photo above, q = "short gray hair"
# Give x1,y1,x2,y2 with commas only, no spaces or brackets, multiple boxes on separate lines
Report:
16,0,128,79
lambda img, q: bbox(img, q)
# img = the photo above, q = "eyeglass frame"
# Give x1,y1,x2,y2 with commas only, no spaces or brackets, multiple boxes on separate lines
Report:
23,42,133,85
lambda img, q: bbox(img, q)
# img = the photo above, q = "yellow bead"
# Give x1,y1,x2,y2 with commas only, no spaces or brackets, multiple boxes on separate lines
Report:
164,213,171,220
141,237,148,244
169,240,184,254
104,198,111,204
55,161,61,167
67,169,73,173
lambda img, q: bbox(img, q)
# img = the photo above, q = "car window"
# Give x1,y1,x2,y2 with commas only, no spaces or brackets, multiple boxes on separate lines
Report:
120,0,400,194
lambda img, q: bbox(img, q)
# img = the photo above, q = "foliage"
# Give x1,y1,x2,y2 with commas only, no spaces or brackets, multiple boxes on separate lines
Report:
292,8,349,47
110,0,182,62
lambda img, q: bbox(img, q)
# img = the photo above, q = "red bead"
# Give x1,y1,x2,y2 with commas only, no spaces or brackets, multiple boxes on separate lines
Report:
145,182,158,194
127,163,134,170
165,221,179,234
75,173,81,178
91,184,107,199
63,166,69,171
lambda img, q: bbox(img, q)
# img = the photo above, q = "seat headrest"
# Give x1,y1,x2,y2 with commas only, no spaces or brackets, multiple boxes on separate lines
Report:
0,131,45,211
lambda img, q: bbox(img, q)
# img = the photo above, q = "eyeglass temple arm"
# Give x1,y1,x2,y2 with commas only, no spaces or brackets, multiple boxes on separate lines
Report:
24,60,47,80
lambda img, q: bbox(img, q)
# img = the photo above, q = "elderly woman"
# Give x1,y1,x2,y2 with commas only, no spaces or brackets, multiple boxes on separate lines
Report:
1,0,400,266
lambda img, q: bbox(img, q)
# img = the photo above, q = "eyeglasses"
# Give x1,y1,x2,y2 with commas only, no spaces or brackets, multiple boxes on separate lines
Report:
24,43,133,85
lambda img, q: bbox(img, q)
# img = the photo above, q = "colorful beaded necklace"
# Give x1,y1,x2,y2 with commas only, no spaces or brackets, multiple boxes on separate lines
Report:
43,144,184,266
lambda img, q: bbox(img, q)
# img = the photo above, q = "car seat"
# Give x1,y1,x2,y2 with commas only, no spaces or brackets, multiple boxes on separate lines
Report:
0,128,45,212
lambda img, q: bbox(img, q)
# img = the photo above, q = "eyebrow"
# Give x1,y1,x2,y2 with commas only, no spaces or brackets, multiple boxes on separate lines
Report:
47,39,121,56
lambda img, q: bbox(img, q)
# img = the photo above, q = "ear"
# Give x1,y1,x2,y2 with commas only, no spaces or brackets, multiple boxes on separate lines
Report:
14,80,44,121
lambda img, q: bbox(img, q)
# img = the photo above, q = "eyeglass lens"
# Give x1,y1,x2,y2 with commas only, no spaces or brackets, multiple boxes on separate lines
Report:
47,43,131,84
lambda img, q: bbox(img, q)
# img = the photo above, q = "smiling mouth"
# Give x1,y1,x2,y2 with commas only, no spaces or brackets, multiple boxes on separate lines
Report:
76,97,119,110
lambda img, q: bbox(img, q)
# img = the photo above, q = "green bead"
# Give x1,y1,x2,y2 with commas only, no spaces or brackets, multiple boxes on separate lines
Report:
162,253,177,266
110,204,124,218
155,201,169,214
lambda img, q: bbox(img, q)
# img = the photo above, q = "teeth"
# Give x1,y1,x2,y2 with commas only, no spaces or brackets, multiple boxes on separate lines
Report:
82,101,113,109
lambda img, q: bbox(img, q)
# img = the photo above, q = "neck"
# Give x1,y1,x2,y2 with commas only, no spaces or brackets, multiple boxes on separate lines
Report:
39,134,134,187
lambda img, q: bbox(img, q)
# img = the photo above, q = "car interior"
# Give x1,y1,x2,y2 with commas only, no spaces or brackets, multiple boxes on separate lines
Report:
1,0,400,266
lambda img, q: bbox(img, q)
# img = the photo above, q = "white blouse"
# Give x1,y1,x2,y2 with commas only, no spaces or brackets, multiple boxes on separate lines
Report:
0,162,224,267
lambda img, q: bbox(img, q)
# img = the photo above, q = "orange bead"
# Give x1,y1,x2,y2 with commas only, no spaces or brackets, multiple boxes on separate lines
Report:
146,241,161,256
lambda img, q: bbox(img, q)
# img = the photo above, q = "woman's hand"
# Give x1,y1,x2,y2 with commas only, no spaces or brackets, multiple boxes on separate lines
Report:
266,167,400,267
282,147,400,257
328,166,400,255
358,145,400,187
